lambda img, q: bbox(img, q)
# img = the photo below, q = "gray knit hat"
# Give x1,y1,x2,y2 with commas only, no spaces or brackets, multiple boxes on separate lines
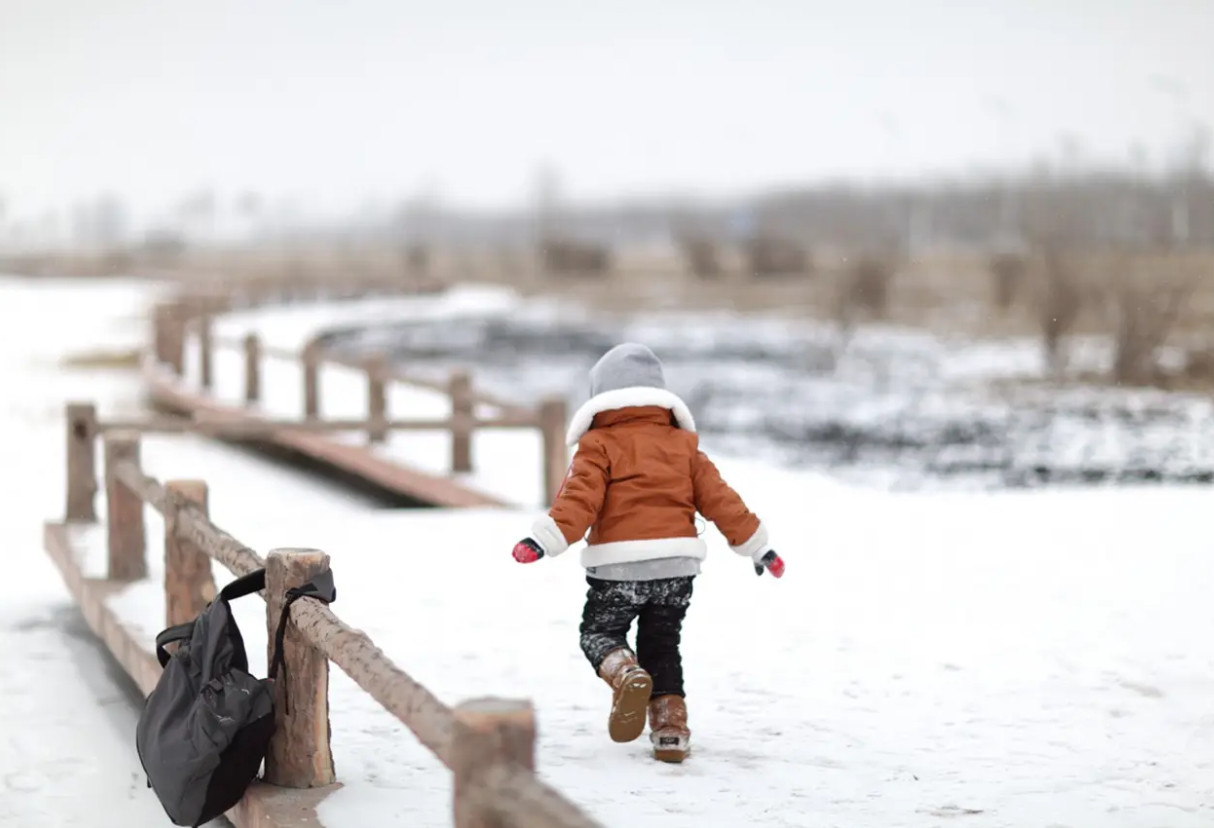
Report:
589,343,666,397
566,342,695,445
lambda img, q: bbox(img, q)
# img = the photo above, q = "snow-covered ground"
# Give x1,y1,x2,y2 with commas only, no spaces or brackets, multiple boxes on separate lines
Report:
0,276,178,827
5,278,1214,827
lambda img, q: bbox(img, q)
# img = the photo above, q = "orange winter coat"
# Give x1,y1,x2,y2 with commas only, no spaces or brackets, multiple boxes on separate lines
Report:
532,405,768,568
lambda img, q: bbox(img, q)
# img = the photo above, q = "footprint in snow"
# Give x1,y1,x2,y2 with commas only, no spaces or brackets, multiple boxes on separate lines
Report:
1117,679,1164,698
920,804,985,818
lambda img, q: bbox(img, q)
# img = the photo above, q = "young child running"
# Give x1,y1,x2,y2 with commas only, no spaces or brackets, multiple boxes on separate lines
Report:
511,343,784,763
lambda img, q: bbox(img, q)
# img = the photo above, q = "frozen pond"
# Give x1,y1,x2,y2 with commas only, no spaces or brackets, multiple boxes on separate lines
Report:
319,307,1214,491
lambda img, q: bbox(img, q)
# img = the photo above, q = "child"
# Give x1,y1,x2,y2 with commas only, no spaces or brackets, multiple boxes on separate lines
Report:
511,342,784,763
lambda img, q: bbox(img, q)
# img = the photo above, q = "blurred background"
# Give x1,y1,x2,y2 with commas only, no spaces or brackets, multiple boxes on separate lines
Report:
3,0,1213,490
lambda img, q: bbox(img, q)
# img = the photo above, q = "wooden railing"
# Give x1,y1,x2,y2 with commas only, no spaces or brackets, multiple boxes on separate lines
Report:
148,285,569,505
63,405,600,827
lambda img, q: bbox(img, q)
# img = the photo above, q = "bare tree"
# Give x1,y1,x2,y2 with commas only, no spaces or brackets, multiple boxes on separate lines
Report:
989,251,1027,312
539,238,611,277
744,236,811,279
679,236,722,279
401,243,429,277
1106,251,1198,385
840,254,896,318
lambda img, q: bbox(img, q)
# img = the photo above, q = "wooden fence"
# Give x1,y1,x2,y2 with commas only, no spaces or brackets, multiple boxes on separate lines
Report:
61,403,600,827
148,289,569,506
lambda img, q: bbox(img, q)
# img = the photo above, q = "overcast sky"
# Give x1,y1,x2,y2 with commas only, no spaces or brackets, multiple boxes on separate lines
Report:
1,0,1212,219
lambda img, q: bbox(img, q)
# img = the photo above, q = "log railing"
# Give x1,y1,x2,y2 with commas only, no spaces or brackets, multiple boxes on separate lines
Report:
69,411,599,828
149,290,569,505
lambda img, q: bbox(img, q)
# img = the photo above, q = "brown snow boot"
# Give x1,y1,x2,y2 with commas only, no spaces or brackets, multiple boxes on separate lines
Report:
597,648,654,743
648,695,691,763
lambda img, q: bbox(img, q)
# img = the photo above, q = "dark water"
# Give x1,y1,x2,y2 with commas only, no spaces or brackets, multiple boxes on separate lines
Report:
319,311,1214,491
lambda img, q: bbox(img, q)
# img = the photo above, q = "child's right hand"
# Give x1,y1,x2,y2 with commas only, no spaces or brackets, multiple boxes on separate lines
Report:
754,550,785,578
512,538,545,564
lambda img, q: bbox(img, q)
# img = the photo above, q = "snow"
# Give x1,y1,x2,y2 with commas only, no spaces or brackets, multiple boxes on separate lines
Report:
0,276,185,827
5,277,1214,827
109,455,1214,828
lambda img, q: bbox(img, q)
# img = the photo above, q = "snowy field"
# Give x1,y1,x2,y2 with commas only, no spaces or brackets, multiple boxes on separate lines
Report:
4,276,1214,827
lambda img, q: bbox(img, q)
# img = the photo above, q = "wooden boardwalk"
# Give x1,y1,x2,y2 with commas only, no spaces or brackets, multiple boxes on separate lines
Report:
143,280,568,509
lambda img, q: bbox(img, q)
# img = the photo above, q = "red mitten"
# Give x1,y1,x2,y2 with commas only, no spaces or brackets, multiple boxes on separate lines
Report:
512,538,544,564
754,550,785,578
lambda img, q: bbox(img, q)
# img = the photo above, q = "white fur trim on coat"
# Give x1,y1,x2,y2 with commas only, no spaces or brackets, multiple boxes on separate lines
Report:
729,521,770,560
581,536,707,569
530,514,570,557
566,386,697,447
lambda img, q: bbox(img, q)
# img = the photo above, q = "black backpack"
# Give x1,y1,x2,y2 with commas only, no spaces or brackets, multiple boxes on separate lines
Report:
136,567,336,827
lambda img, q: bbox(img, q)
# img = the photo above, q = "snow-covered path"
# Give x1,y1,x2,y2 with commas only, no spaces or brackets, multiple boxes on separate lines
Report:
0,277,171,826
4,278,1213,827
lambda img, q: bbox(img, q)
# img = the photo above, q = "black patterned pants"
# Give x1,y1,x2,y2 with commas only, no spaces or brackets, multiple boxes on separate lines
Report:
579,577,694,698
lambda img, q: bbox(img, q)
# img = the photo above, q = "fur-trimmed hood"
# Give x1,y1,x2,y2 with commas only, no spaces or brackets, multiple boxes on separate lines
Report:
566,386,697,446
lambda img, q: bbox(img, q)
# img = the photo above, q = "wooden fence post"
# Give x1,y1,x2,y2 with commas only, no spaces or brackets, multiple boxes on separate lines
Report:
152,304,169,365
539,397,569,506
164,303,186,376
366,354,388,443
198,313,214,390
244,333,262,405
65,402,98,523
303,340,322,420
105,431,146,581
449,371,474,473
264,548,336,788
451,698,537,828
164,480,216,627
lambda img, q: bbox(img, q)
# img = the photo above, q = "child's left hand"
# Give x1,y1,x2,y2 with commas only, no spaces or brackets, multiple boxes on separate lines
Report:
512,538,545,563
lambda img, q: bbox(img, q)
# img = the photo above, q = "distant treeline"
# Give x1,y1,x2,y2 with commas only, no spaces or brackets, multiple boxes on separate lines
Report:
5,168,1212,255
387,170,1214,252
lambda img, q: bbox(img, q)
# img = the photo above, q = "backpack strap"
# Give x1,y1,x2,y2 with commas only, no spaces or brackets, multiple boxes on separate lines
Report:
268,569,337,714
154,570,265,669
154,621,196,668
219,568,267,602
